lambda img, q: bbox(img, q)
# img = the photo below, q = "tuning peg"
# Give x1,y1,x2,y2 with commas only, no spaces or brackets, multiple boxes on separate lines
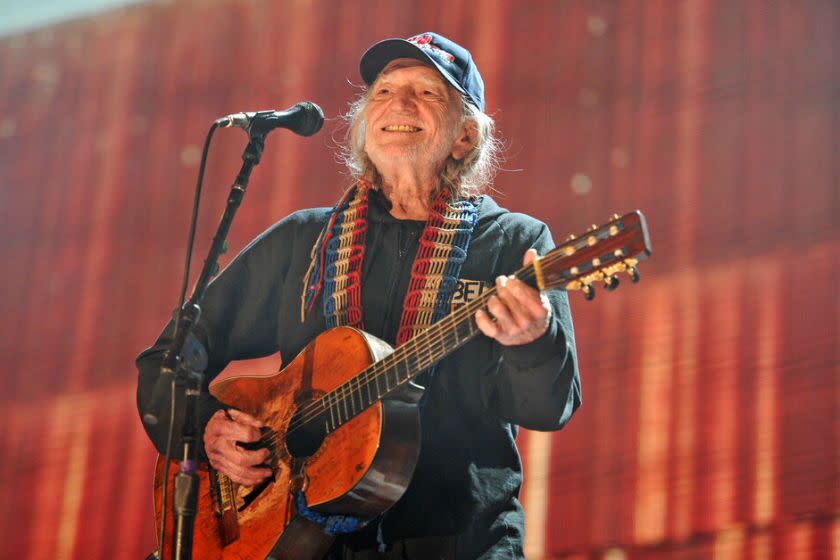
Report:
627,266,640,283
582,283,596,301
604,274,619,291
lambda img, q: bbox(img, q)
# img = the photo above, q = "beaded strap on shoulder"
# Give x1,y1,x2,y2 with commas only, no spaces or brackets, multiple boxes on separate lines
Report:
300,182,477,349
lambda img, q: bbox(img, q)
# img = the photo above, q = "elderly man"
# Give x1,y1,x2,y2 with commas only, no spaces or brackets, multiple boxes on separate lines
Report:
138,32,580,559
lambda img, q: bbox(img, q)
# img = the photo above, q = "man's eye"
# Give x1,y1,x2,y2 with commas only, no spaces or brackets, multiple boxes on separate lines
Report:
376,88,390,95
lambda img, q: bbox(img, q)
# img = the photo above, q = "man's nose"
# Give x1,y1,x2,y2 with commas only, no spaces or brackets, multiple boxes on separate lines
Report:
392,88,418,111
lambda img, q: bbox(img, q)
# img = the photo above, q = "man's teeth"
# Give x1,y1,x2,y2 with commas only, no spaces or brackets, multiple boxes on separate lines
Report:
384,125,420,132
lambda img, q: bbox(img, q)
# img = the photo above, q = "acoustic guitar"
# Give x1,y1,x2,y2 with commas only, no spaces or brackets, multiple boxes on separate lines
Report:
151,211,651,559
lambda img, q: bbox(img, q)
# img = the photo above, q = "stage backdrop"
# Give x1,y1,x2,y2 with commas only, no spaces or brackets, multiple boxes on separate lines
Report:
0,0,837,558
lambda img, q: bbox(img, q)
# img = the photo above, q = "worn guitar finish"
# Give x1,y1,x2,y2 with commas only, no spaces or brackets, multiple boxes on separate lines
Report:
154,327,421,559
152,211,652,560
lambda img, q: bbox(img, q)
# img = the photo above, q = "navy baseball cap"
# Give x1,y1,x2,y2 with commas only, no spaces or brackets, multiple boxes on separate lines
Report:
360,32,485,112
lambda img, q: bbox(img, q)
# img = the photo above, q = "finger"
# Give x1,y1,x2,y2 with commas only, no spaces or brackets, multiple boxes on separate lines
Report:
232,445,272,465
208,453,271,482
204,409,232,434
487,292,517,332
226,409,265,429
504,276,549,319
236,442,271,466
207,445,271,473
211,456,272,486
204,422,262,445
493,276,533,331
205,421,254,448
213,421,262,444
204,410,262,442
475,309,500,339
204,428,264,466
506,286,551,340
522,248,538,266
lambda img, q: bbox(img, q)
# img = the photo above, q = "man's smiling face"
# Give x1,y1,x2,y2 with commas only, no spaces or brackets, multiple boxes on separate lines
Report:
363,58,466,172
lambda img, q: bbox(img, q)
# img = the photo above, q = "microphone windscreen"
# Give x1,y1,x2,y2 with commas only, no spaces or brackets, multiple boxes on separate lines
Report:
294,101,324,137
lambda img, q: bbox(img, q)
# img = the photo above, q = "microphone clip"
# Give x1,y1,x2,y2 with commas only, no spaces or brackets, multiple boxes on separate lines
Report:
216,110,277,137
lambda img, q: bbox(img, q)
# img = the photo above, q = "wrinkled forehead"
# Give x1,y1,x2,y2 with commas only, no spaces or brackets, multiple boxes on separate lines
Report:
374,58,453,90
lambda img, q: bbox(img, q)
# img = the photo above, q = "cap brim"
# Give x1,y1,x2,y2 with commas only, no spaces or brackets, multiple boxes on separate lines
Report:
359,38,471,102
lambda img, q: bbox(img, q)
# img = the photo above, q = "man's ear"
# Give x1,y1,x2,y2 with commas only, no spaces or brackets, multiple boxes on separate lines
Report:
450,119,478,161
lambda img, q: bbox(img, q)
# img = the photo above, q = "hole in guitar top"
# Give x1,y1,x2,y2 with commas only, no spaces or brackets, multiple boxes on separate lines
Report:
285,398,328,458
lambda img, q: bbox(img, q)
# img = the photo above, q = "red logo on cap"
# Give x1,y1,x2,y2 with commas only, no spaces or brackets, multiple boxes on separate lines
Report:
408,34,455,62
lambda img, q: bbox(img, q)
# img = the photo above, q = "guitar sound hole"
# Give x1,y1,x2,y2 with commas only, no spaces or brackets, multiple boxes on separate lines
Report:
285,400,327,458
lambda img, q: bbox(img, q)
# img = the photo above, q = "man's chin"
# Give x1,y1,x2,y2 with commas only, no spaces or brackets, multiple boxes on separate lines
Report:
367,147,426,166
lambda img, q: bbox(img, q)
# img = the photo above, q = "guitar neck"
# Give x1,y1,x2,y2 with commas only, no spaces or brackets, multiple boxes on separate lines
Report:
320,265,539,434
317,210,651,434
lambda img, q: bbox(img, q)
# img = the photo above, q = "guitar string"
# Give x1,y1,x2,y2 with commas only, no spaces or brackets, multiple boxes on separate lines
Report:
266,238,626,445
263,230,634,445
262,294,486,451
272,232,633,442
263,274,504,447
285,236,596,432
264,261,542,445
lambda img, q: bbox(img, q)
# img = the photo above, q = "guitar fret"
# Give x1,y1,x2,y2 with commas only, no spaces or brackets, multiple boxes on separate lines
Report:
351,381,360,416
451,316,460,346
348,379,357,417
375,366,385,398
383,364,392,393
357,375,366,409
425,332,435,371
329,395,338,426
397,357,409,384
365,372,373,407
340,386,349,424
348,380,356,413
428,333,441,366
326,396,335,433
407,352,417,379
404,352,418,377
352,383,361,416
357,378,365,410
465,309,478,336
388,365,399,390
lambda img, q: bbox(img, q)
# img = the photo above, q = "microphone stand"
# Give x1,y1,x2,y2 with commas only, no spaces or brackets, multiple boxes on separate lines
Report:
161,129,268,560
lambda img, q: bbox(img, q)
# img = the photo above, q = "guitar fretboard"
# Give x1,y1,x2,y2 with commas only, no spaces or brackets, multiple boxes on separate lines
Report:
315,266,538,434
287,211,648,437
322,312,477,433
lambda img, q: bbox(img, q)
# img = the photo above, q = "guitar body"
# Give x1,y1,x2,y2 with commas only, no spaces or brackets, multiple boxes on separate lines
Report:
153,326,423,559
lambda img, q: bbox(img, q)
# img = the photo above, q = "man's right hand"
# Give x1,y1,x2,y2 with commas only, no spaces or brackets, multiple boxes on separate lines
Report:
203,409,273,486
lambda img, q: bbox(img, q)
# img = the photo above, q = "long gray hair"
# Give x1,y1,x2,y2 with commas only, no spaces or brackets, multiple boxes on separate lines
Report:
339,88,502,200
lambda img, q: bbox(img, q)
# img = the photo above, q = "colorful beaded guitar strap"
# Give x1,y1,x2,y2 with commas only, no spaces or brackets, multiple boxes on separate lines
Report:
301,180,478,344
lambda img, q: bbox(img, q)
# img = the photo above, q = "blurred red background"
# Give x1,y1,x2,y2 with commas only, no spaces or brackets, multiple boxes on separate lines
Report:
0,1,837,558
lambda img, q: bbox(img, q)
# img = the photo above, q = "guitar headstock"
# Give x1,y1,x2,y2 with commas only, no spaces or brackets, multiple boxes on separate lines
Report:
532,211,651,300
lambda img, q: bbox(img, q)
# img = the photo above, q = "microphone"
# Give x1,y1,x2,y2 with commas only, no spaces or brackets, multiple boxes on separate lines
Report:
215,101,324,136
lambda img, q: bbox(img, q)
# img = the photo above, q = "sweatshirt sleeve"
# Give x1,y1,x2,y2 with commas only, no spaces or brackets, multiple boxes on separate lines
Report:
135,220,289,458
483,221,581,431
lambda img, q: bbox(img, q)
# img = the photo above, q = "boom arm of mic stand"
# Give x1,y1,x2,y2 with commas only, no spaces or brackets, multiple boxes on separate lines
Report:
164,132,267,560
